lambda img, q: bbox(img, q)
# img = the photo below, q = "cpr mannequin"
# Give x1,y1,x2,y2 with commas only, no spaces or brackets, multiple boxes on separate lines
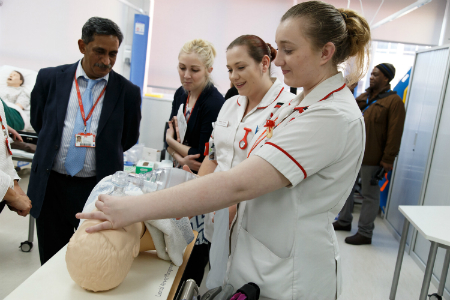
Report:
66,209,156,292
66,169,196,292
0,71,30,131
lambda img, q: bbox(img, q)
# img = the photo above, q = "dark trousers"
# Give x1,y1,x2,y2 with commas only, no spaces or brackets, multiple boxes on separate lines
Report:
176,242,210,295
337,165,381,238
36,171,97,265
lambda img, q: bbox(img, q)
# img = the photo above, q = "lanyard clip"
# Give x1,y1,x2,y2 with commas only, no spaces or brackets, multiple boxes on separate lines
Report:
84,126,87,133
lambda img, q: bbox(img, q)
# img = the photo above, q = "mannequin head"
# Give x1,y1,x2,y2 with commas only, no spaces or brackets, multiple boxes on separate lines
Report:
7,71,24,87
66,215,142,292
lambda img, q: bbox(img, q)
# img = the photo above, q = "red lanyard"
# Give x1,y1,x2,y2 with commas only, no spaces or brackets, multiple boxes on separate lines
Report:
0,115,12,155
74,74,107,132
184,92,201,124
247,83,346,158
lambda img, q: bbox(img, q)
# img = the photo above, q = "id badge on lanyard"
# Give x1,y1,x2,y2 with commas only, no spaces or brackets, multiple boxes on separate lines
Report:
75,133,96,147
74,75,106,148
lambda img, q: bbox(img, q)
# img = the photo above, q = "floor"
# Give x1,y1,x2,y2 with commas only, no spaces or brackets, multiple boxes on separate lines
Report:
0,166,444,299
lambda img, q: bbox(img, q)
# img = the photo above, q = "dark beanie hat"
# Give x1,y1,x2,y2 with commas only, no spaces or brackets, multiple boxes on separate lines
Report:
376,63,396,82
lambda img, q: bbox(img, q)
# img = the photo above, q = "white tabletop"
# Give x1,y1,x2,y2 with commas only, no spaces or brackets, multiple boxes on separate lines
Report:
5,245,181,300
399,206,450,247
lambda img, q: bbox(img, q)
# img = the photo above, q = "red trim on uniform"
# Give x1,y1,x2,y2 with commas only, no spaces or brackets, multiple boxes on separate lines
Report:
204,142,209,156
236,97,241,106
257,87,285,109
265,142,307,178
274,104,282,108
247,116,279,158
289,117,295,122
293,83,346,110
319,83,346,102
294,107,306,113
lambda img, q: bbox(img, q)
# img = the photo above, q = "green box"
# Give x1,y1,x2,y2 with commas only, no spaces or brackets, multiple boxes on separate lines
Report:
136,160,154,174
124,165,136,173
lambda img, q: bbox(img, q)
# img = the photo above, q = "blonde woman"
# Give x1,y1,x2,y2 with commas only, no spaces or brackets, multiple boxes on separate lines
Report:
166,39,225,287
166,39,225,173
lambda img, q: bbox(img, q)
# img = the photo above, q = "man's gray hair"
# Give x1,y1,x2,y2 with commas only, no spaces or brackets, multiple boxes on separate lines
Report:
81,17,124,46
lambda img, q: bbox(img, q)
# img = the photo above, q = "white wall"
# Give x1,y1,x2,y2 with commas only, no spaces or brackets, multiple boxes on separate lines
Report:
2,0,447,92
328,0,447,46
146,0,292,94
147,0,449,94
0,0,148,76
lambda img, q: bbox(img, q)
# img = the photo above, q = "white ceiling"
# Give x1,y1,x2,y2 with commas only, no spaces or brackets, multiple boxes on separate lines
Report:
304,0,448,45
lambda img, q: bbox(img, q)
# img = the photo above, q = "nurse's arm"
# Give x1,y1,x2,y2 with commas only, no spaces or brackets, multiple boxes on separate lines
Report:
77,156,289,232
197,156,218,176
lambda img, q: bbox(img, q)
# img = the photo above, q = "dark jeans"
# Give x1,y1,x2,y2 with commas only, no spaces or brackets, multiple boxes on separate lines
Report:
36,171,97,265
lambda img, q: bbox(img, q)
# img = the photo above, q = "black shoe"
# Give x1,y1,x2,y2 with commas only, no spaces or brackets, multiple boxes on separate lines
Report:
345,233,372,245
332,221,351,231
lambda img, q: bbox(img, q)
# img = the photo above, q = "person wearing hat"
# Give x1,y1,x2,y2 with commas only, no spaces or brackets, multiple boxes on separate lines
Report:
333,63,406,245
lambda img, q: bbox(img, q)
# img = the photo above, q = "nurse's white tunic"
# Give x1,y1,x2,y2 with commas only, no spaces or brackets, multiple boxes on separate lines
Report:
225,73,365,300
204,79,294,242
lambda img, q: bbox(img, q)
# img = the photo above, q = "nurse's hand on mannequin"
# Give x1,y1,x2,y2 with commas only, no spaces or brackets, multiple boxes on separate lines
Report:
76,194,137,232
7,126,23,142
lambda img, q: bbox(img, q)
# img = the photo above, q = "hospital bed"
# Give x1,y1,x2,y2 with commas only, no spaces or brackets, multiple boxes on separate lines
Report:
1,65,38,252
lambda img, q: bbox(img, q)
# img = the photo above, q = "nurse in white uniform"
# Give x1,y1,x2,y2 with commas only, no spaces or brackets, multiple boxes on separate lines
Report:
196,35,294,288
199,35,294,245
78,1,371,299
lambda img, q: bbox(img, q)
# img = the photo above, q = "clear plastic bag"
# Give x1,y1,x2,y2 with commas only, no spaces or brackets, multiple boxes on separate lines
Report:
123,143,145,165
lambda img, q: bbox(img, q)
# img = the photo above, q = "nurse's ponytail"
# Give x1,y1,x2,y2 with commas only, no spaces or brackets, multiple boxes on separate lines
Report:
227,35,276,74
281,1,371,85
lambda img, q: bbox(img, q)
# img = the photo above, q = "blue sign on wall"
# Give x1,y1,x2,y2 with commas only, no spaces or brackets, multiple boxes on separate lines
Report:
130,14,150,97
393,68,411,103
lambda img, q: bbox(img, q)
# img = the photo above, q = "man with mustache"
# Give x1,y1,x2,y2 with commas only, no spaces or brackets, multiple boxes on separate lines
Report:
28,17,142,264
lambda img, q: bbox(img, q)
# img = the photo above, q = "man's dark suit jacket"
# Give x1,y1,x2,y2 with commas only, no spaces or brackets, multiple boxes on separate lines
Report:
28,61,142,218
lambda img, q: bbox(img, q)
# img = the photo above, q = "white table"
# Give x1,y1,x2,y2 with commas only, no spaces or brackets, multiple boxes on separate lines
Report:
390,206,450,300
5,233,196,300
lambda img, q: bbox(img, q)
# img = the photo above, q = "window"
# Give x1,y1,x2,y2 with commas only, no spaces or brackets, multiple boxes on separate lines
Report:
354,41,431,96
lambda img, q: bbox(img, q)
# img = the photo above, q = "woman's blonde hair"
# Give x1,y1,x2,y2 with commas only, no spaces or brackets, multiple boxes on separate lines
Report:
179,39,217,86
281,1,371,85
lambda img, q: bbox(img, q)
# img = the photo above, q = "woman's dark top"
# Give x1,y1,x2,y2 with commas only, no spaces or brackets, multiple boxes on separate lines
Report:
225,86,239,100
169,84,225,162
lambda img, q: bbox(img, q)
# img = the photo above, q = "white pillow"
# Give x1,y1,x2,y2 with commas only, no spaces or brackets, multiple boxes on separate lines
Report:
0,65,38,97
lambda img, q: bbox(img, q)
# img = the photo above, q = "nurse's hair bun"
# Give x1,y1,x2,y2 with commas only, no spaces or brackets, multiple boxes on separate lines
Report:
337,8,371,85
266,43,277,61
227,35,276,74
281,1,371,85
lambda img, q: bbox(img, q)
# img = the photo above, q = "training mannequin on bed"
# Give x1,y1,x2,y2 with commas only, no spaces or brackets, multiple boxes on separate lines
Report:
0,71,30,131
66,209,156,292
